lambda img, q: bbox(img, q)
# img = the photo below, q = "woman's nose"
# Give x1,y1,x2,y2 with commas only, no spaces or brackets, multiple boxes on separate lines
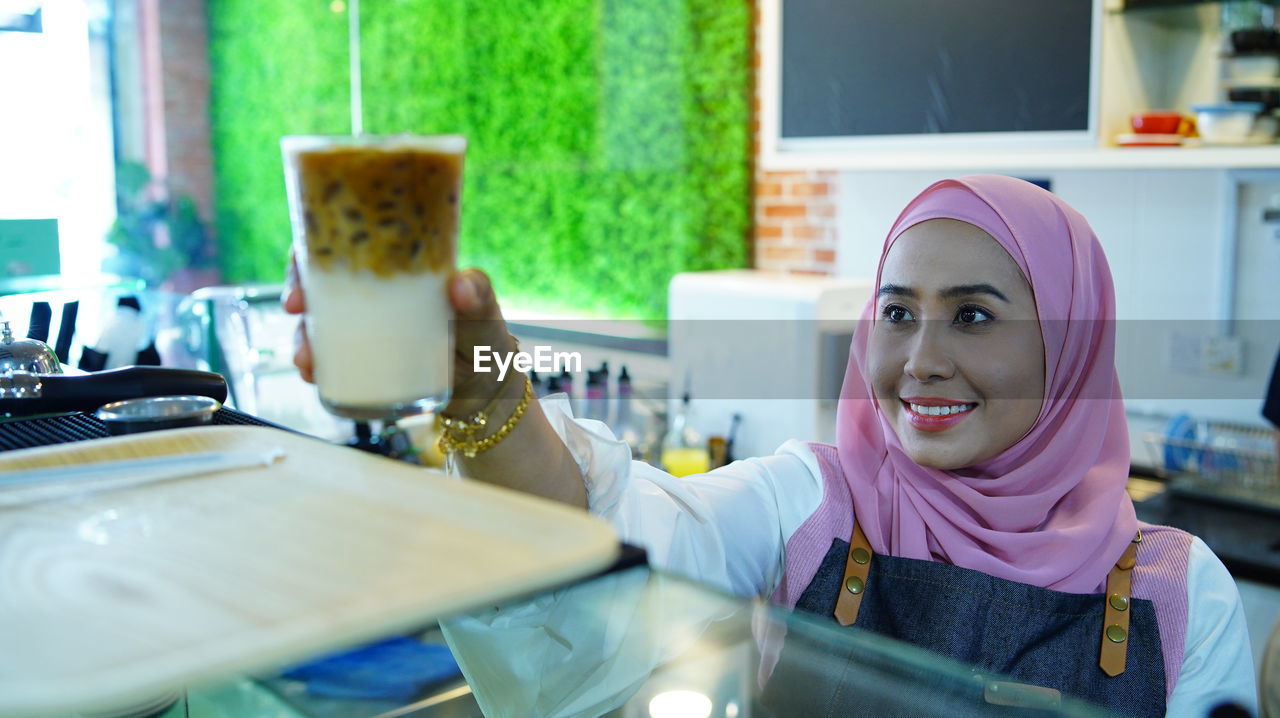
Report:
903,322,954,382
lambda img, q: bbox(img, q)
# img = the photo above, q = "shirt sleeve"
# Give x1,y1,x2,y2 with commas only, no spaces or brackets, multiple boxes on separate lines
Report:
1166,537,1258,718
539,393,825,598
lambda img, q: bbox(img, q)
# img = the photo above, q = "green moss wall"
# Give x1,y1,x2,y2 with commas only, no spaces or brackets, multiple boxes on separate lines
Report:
208,0,750,319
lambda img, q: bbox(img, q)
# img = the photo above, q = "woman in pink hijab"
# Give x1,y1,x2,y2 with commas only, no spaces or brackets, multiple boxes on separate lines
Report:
761,175,1254,717
289,175,1255,716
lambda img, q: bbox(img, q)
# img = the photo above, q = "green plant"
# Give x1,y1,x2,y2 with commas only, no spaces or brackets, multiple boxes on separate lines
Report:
208,0,350,285
105,161,216,285
208,0,750,319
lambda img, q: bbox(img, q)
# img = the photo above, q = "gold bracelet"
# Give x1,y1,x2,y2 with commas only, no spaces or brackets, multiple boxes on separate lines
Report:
438,376,533,459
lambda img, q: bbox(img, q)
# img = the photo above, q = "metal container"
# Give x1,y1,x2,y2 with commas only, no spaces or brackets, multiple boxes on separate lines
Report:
96,395,222,435
0,320,60,375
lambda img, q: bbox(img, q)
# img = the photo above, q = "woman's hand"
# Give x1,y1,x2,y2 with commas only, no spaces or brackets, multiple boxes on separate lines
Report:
284,251,520,415
283,252,586,508
282,251,313,383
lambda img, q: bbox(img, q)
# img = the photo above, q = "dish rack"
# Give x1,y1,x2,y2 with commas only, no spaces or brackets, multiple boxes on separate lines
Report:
1143,419,1280,514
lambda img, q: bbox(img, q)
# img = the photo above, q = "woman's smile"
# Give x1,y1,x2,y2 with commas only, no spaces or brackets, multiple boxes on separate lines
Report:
901,398,978,432
869,218,1046,470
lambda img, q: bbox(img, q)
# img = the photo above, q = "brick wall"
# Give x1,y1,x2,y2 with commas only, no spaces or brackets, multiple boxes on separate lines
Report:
750,2,838,276
754,170,838,275
129,0,220,290
153,0,216,223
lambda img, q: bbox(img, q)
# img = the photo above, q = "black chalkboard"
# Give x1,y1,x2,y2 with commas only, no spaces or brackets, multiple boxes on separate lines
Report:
780,0,1094,139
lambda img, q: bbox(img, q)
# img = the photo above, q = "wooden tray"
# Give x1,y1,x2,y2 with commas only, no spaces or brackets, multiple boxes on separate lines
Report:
0,426,618,717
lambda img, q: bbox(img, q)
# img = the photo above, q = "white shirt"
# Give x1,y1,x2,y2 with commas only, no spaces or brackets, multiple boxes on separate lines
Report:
448,396,1258,717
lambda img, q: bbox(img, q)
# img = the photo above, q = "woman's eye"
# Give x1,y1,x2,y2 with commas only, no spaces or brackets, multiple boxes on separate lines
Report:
956,305,993,325
882,304,913,323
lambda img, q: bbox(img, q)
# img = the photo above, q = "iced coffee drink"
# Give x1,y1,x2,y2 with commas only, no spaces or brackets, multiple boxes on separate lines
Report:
282,134,465,420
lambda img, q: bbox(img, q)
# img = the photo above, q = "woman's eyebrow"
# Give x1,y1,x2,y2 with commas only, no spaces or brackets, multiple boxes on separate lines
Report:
941,283,1010,303
876,283,914,299
876,283,1010,303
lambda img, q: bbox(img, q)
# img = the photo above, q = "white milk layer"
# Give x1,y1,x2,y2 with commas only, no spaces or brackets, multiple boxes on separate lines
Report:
304,267,452,408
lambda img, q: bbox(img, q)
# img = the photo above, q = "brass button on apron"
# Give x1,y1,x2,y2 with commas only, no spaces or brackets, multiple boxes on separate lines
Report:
845,576,865,595
851,547,870,565
1109,594,1129,611
1106,624,1127,643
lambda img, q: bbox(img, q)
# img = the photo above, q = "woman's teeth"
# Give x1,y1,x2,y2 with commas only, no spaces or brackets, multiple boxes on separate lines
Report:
908,403,976,416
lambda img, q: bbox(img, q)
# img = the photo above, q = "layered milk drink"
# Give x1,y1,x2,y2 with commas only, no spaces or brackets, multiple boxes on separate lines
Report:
282,135,465,419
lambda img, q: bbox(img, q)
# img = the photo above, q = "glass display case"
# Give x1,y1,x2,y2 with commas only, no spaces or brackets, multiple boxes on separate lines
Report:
176,564,1121,718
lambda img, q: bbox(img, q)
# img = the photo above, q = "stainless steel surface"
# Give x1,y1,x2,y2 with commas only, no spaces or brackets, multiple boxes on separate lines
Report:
0,371,42,400
370,682,478,718
96,395,222,434
0,320,60,375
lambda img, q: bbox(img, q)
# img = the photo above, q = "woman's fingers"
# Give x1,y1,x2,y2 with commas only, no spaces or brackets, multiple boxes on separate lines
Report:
449,268,503,320
449,269,513,356
283,250,305,314
284,251,313,382
292,318,314,384
447,269,517,410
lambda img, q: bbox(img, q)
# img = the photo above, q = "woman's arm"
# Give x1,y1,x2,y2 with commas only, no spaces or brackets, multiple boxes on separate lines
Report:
285,255,827,592
1166,538,1257,717
285,259,586,508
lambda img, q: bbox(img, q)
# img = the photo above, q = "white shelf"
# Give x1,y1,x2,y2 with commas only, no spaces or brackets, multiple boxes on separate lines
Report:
762,144,1280,172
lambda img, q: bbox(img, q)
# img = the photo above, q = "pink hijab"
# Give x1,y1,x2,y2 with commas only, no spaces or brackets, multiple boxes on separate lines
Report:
838,175,1138,593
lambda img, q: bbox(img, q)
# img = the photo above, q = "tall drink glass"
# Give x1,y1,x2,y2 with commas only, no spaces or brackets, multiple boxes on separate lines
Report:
282,134,465,420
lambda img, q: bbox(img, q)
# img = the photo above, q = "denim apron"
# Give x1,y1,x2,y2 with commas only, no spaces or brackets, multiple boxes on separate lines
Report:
759,530,1165,718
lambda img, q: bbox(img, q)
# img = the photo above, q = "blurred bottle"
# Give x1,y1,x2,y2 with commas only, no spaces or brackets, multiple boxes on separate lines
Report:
641,407,665,466
612,365,644,458
558,368,575,414
726,412,742,463
708,436,728,468
599,360,610,411
584,369,607,422
661,391,710,477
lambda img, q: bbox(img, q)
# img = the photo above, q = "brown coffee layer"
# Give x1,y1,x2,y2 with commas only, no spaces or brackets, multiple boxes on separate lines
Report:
297,146,462,276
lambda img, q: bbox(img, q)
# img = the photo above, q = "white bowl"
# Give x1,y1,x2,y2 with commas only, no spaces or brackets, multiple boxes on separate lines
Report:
1192,103,1263,145
1251,113,1279,143
1226,55,1280,84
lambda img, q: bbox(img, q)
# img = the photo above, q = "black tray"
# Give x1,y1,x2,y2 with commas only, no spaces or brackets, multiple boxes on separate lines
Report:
0,408,287,452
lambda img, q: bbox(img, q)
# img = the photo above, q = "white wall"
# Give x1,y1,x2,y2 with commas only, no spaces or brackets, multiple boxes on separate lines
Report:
835,169,1280,467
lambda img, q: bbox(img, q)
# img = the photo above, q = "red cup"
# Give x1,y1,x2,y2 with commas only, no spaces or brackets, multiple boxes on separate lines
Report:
1131,111,1192,135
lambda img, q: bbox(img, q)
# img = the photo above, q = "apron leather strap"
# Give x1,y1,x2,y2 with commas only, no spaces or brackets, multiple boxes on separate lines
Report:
1099,531,1142,677
835,521,874,626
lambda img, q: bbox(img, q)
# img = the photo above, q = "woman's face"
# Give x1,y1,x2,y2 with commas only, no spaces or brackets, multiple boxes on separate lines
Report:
869,218,1045,470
